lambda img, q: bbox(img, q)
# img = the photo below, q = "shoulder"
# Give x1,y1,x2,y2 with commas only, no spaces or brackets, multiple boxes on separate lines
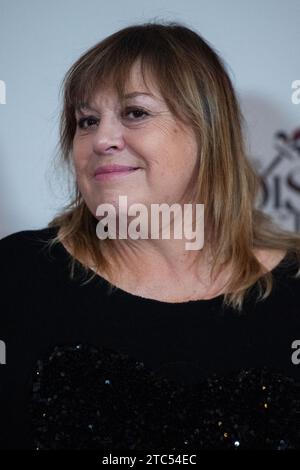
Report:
253,248,288,271
242,248,300,318
253,247,300,282
0,228,54,327
252,249,300,321
0,226,58,259
0,226,61,287
0,225,58,247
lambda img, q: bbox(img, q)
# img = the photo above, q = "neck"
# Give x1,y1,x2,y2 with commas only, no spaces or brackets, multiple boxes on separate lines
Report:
101,234,219,287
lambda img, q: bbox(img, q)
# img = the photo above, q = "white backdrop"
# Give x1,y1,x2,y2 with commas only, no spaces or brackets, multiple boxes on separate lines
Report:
0,0,299,238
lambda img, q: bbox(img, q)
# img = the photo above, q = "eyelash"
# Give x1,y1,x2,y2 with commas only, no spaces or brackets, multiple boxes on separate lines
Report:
76,108,150,130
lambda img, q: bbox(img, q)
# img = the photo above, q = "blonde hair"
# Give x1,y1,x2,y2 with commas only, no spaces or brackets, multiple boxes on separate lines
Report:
48,20,300,311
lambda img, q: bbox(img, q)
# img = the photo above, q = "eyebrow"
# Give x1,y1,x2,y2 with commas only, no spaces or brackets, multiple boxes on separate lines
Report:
75,92,157,112
123,92,156,99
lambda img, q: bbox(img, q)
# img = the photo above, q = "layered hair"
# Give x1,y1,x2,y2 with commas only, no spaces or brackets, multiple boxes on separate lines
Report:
48,20,300,311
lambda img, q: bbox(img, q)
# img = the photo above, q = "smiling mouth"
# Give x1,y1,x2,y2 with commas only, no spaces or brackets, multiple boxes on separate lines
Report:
94,168,140,181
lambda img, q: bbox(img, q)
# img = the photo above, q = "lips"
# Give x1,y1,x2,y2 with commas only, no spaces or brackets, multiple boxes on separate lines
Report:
94,164,139,176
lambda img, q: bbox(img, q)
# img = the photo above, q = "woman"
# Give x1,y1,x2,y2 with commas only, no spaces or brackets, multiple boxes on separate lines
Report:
1,21,300,451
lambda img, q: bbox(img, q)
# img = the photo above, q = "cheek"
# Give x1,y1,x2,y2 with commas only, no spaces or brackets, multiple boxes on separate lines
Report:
129,120,175,163
171,129,198,171
72,140,91,173
156,131,198,176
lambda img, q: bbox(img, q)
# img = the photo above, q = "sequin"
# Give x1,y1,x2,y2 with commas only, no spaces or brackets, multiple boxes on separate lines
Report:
29,344,300,450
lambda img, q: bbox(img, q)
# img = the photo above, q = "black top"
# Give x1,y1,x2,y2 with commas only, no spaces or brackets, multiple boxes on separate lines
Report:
0,227,300,450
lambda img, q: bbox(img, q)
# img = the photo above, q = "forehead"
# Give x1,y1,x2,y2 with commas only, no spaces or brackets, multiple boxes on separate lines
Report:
125,60,160,94
78,60,164,110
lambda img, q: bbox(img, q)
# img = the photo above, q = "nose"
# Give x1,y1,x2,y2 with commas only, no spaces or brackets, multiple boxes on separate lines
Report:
92,114,126,155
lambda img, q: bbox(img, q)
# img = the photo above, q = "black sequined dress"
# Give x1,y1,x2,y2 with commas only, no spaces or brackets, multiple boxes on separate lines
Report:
0,227,300,450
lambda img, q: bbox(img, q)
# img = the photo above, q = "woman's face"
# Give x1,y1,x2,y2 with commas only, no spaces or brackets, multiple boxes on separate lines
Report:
72,61,199,219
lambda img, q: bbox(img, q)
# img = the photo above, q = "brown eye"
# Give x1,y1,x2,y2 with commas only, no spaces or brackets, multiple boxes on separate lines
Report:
77,116,99,129
124,108,149,120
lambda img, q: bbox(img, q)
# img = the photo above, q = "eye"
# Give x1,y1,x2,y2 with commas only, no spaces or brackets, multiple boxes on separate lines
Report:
124,107,149,120
77,116,99,130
